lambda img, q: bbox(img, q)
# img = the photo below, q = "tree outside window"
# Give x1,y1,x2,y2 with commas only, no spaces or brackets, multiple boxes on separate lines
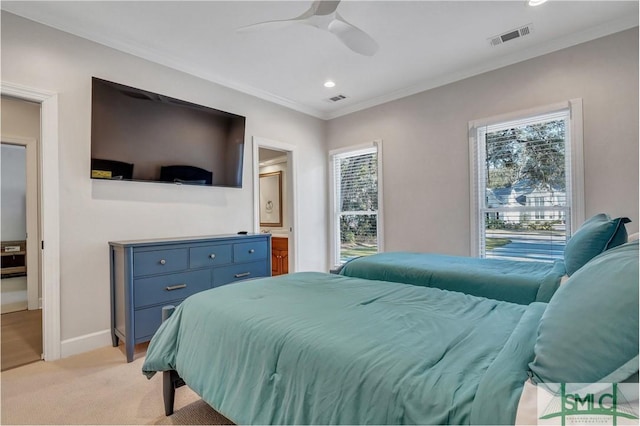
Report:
473,107,580,262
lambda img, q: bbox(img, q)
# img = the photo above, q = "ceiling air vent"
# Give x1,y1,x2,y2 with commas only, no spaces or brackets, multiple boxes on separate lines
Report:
326,94,348,103
489,24,533,47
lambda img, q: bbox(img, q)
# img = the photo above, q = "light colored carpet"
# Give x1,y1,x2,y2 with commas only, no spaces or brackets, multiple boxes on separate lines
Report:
1,345,234,425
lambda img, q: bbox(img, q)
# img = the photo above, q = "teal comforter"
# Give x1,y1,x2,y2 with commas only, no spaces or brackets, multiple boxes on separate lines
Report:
143,272,546,425
340,252,565,304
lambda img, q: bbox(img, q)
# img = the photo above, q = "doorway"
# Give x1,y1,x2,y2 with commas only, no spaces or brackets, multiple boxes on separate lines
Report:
253,137,297,274
1,97,43,370
1,82,61,362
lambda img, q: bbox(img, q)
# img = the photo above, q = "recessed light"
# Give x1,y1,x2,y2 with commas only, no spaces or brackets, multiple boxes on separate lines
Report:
324,80,336,88
528,0,548,6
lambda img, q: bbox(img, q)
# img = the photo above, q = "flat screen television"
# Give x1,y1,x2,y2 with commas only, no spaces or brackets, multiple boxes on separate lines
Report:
91,77,246,187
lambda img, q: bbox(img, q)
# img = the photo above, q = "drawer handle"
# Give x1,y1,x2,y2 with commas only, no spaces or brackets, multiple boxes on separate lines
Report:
248,249,255,254
234,272,251,278
165,284,187,291
209,254,216,259
159,259,166,265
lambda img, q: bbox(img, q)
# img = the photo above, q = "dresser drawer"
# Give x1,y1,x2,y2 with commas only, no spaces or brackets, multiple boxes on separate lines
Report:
134,269,211,308
234,241,268,263
189,244,232,269
214,261,269,287
134,248,188,277
134,304,181,341
111,234,270,362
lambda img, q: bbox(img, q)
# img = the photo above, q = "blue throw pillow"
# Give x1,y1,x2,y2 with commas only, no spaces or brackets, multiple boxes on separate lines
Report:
529,240,639,385
563,213,630,276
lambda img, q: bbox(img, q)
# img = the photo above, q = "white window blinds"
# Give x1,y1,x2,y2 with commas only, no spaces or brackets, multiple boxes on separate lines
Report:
473,109,575,262
330,142,382,267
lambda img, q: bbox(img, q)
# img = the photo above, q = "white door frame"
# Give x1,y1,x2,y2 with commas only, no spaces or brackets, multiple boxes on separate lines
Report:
253,137,298,273
1,136,39,310
2,81,61,361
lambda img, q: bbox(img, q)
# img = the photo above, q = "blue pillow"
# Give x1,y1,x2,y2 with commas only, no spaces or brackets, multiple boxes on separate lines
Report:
529,240,639,385
563,213,630,276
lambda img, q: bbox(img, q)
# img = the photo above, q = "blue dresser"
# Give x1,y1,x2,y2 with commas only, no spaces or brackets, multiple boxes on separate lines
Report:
109,233,271,362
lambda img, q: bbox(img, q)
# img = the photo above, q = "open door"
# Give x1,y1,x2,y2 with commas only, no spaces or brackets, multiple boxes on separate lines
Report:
2,82,61,362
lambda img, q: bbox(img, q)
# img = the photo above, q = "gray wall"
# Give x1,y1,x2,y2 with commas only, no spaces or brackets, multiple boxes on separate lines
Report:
1,9,638,354
327,28,639,256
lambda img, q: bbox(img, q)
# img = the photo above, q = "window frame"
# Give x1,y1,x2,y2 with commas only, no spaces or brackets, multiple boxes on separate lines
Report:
329,140,384,268
468,100,584,258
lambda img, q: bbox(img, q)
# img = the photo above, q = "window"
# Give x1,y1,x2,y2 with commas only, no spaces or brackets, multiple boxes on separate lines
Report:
469,100,584,262
329,141,383,267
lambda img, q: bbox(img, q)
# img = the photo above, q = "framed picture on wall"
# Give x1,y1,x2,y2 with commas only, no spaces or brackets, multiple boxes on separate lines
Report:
259,171,283,227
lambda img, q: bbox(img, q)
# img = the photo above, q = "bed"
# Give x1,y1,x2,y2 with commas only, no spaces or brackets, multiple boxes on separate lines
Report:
339,213,630,305
142,240,638,425
339,252,564,304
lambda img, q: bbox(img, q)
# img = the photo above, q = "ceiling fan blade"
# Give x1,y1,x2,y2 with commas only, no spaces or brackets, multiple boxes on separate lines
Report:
237,2,319,33
328,13,379,56
311,0,341,16
236,19,302,33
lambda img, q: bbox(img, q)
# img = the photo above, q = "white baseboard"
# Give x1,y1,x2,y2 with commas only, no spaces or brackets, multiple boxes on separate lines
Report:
1,300,28,314
60,329,112,358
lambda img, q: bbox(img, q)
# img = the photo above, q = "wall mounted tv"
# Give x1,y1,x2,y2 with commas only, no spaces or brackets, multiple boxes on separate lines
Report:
91,77,246,187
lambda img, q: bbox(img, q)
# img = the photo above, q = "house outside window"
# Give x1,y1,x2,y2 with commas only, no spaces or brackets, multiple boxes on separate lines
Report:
329,141,383,268
469,100,584,262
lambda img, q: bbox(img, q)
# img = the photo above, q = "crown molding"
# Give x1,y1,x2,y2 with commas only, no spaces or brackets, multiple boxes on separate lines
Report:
2,11,326,119
5,10,637,122
324,15,639,120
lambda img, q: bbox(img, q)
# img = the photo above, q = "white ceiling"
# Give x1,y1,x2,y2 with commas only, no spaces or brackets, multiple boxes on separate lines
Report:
2,1,638,120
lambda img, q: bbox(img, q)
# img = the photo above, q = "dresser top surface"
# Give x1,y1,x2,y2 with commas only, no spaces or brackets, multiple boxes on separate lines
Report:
109,233,269,247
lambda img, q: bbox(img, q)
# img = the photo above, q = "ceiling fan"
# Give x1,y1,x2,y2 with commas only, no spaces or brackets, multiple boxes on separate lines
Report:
237,0,379,56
